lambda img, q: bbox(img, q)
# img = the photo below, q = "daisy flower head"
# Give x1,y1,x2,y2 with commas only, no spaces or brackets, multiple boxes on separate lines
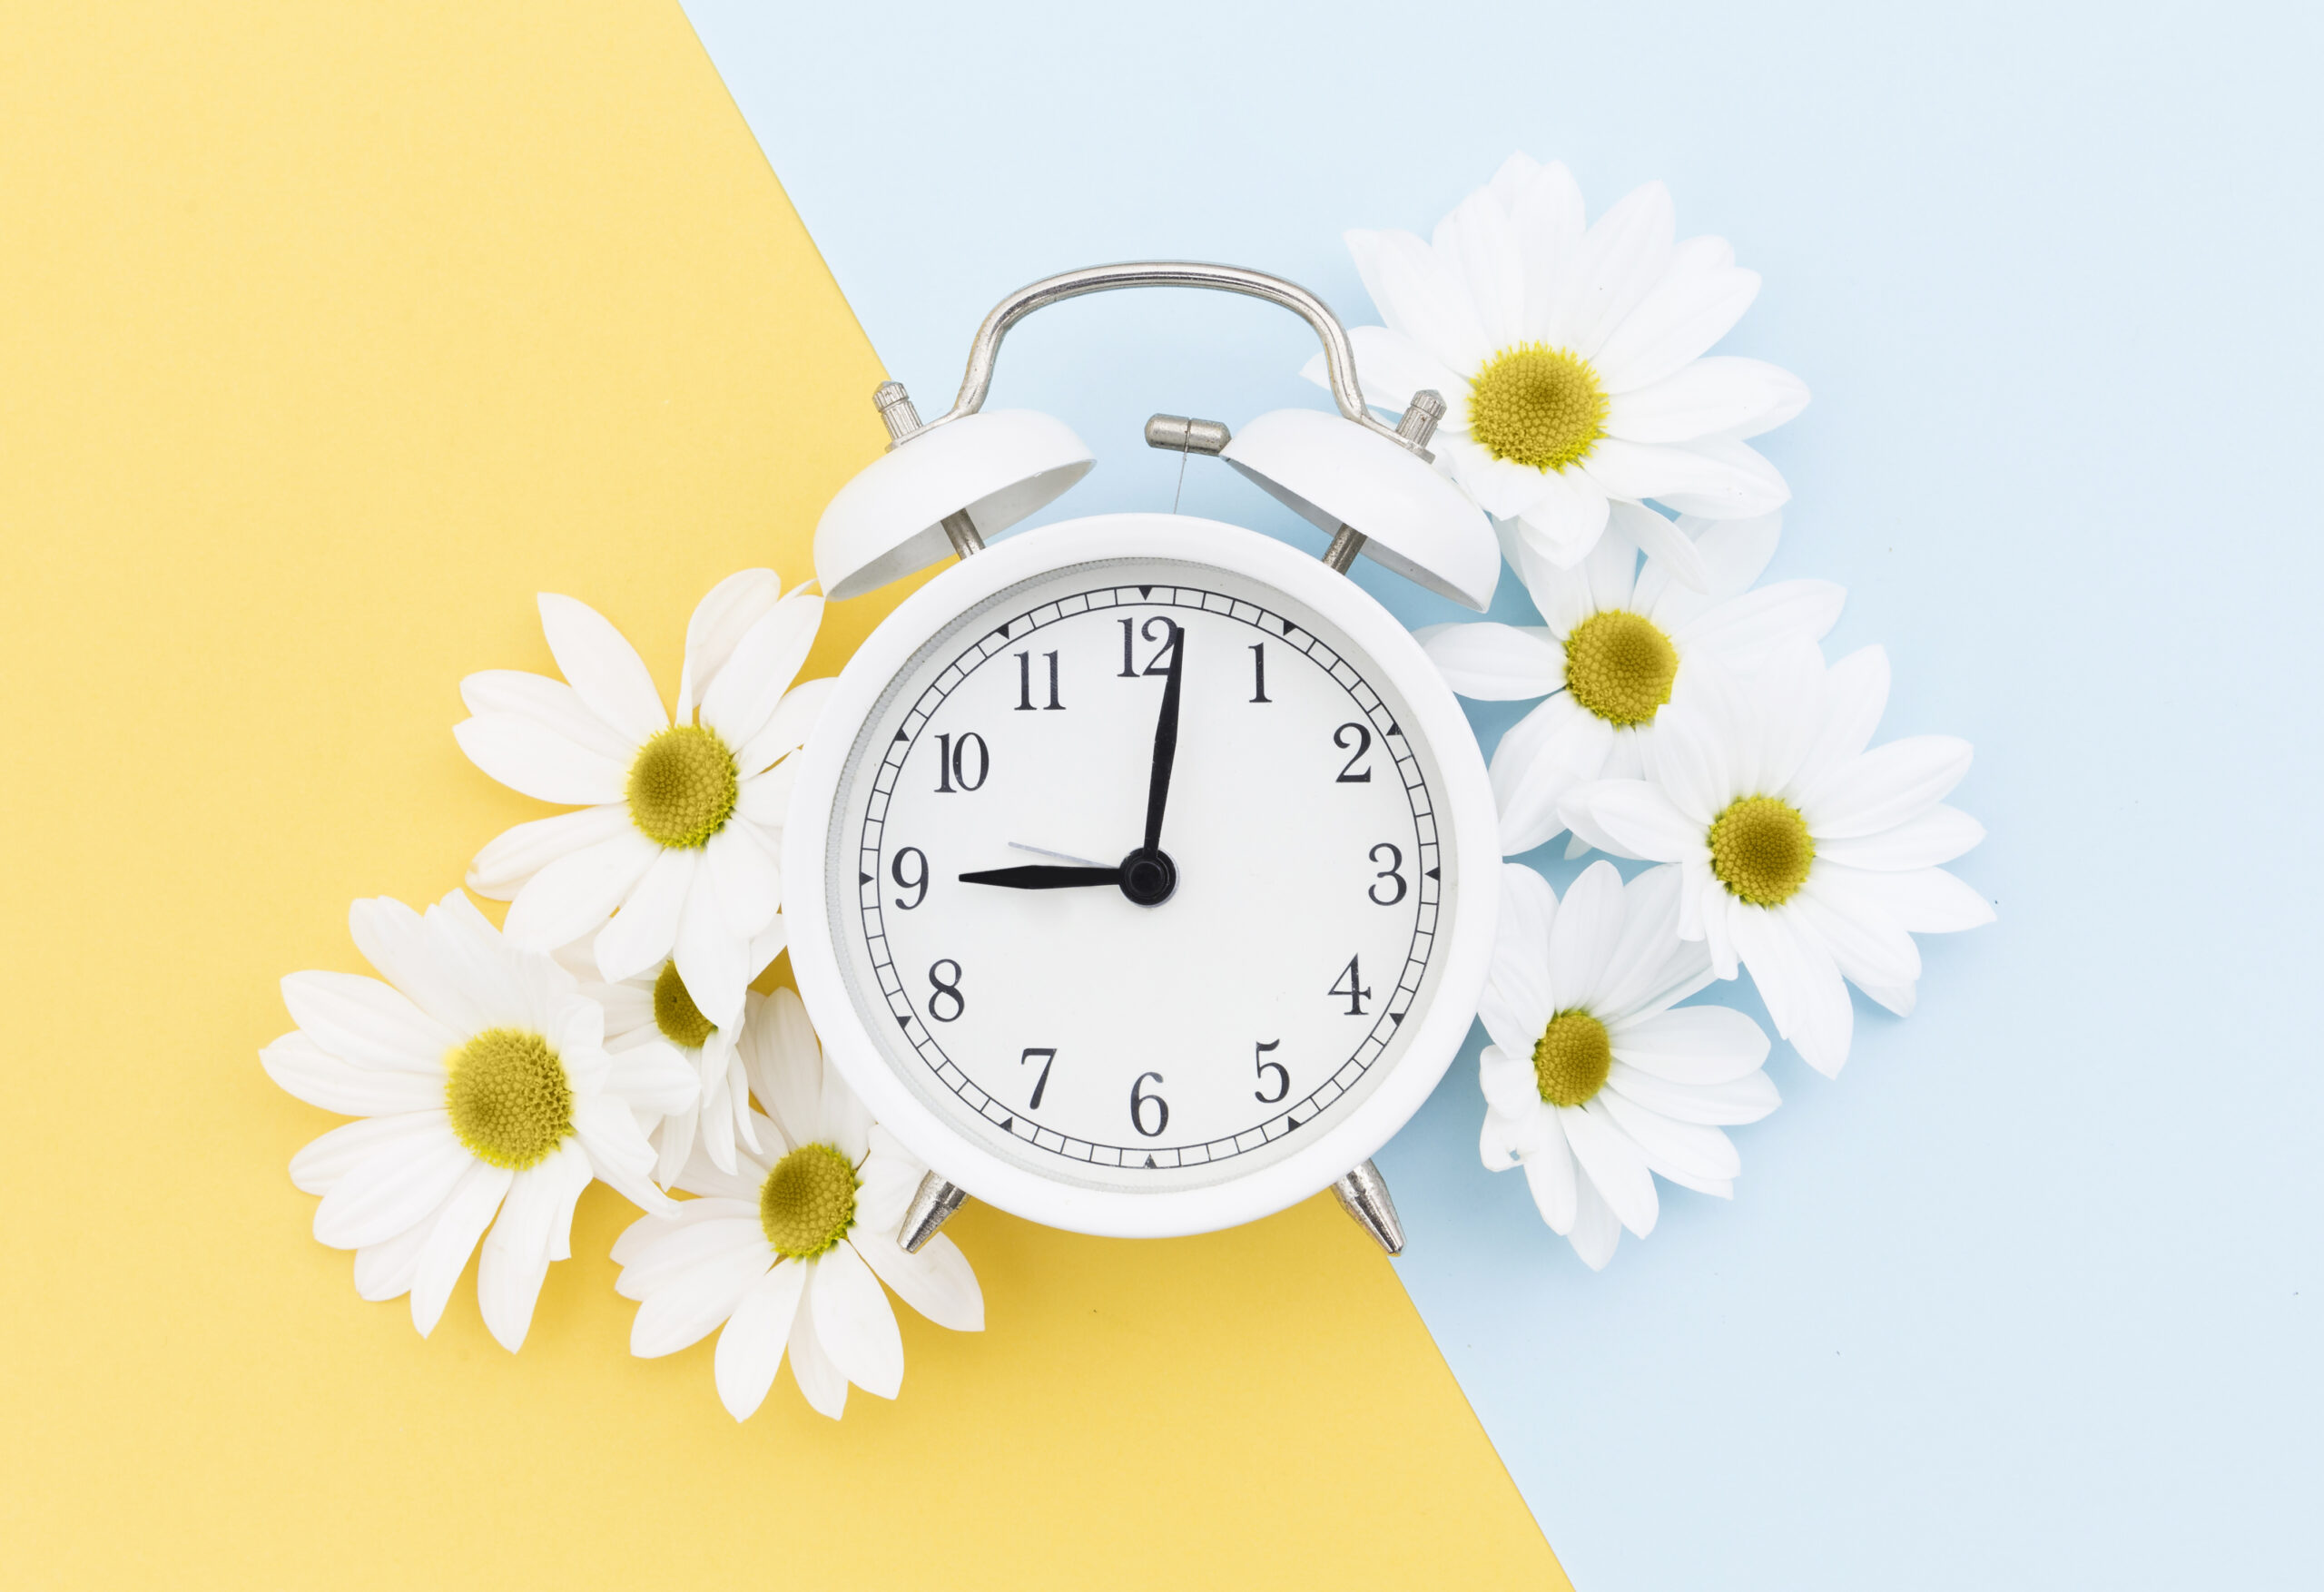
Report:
563,941,789,1186
1478,860,1778,1271
263,891,695,1351
1561,644,1994,1076
456,570,832,1032
1305,152,1807,585
613,987,983,1420
1421,509,1842,858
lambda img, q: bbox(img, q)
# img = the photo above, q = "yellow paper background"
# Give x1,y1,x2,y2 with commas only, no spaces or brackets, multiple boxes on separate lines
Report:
0,5,1566,1585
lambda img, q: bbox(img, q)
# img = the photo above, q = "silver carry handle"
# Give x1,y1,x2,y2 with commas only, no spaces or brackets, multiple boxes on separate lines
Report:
909,261,1409,451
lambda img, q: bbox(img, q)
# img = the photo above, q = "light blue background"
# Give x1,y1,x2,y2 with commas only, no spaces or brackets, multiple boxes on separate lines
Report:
680,4,2321,1586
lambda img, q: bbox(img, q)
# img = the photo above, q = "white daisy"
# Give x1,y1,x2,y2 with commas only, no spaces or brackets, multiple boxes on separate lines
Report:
1561,644,1994,1076
263,890,696,1351
612,987,983,1420
456,568,831,1032
1478,860,1779,1270
1420,509,1842,857
563,944,784,1185
1305,152,1807,586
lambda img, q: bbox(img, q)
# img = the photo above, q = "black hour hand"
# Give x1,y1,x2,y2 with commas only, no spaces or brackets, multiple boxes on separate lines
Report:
958,864,1124,889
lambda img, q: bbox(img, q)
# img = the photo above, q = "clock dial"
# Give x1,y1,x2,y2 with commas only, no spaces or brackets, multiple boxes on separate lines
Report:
823,555,1453,1193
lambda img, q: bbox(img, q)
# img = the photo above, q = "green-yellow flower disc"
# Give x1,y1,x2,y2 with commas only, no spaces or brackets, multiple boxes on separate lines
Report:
1532,1009,1612,1108
1708,795,1817,907
759,1143,859,1260
1467,342,1610,472
1564,610,1679,726
625,724,738,850
446,1027,574,1170
652,960,715,1050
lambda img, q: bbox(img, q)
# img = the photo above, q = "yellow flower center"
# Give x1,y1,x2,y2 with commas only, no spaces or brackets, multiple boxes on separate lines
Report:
626,724,738,850
759,1143,859,1260
1564,610,1679,726
1708,796,1816,907
445,1027,574,1169
1531,1009,1611,1108
1467,342,1610,472
652,960,715,1050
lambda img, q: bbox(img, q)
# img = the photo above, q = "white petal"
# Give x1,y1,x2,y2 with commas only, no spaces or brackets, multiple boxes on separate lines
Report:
1417,622,1561,700
573,1093,675,1214
354,1219,430,1302
855,1231,984,1332
1561,1101,1659,1236
313,1126,471,1249
1800,736,1974,839
784,1290,850,1419
503,829,659,952
454,713,628,807
714,1259,809,1420
856,1135,926,1238
1581,436,1778,513
593,846,694,983
1481,1095,1545,1169
1607,499,1709,593
1491,692,1614,856
459,669,635,763
738,676,838,776
1480,864,1557,1051
1497,156,1586,337
702,594,822,752
673,879,749,1029
1786,644,1889,801
409,1160,512,1336
1605,1062,1778,1125
1440,433,1558,520
261,1031,448,1117
537,592,667,746
1431,184,1527,346
1594,864,1716,1021
466,803,634,901
1565,1174,1621,1269
743,987,823,1148
1815,804,1984,870
628,1244,770,1357
1640,513,1782,625
704,821,782,938
1477,1044,1540,1120
1827,863,1995,933
820,1056,873,1165
735,758,801,827
1305,324,1468,420
606,1036,698,1120
613,1209,763,1296
1592,260,1760,394
1581,780,1700,862
1521,1115,1579,1231
1508,472,1611,567
677,569,783,723
1598,1094,1740,1184
290,1110,449,1196
1358,227,1493,375
281,970,456,1073
1732,907,1854,1076
810,1240,904,1400
1607,355,1805,439
1543,180,1673,358
1674,581,1846,671
1636,435,1791,518
347,897,486,1035
1609,1005,1769,1084
1545,860,1623,1011
1792,871,1922,987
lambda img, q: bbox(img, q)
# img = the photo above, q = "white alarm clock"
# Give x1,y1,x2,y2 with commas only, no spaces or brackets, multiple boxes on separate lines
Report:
783,264,1501,1253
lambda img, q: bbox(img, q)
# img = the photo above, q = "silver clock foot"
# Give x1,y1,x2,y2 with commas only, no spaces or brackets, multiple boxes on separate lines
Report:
898,1172,968,1253
1331,1159,1405,1255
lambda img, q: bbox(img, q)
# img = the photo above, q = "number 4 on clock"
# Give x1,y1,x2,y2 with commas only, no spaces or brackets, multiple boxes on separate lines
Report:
1329,955,1372,1016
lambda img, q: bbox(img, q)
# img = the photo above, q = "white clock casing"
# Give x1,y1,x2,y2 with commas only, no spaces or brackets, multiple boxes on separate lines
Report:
783,512,1499,1239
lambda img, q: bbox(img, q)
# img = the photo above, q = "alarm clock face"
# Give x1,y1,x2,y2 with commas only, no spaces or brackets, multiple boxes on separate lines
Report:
787,515,1495,1237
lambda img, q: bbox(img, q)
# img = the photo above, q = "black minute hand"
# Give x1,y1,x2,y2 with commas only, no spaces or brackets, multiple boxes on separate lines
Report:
1142,621,1184,853
958,864,1124,889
